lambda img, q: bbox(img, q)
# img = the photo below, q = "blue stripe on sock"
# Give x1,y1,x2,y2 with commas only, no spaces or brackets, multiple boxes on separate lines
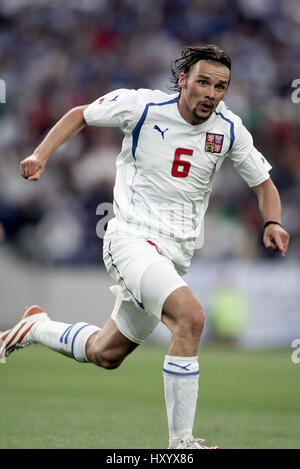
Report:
71,323,91,360
64,324,75,344
59,324,73,344
163,368,200,377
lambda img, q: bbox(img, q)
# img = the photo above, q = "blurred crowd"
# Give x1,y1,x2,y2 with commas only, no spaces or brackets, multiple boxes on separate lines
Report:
0,0,299,265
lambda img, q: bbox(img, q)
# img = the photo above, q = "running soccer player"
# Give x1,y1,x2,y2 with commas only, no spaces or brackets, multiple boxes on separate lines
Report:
0,45,290,449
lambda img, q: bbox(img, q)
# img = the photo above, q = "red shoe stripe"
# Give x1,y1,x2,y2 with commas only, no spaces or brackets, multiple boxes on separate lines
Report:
16,323,35,344
1,329,12,341
23,306,44,318
5,322,26,348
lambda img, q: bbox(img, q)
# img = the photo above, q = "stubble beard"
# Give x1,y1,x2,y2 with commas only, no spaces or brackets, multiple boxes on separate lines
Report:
191,104,213,124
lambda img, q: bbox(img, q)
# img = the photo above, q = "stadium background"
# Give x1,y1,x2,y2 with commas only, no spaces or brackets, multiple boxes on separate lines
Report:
0,0,299,345
0,0,300,450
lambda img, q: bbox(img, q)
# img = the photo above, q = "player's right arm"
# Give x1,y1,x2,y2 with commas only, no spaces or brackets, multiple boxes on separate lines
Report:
20,105,88,181
21,88,141,181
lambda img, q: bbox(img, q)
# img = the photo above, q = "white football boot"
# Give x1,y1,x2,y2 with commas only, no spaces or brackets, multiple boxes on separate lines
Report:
0,305,49,360
171,435,221,449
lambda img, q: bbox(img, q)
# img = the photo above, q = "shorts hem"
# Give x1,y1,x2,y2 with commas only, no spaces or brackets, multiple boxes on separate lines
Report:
111,317,144,345
155,281,187,319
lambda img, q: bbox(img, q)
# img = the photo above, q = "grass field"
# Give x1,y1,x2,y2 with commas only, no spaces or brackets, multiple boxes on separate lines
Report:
1,344,299,449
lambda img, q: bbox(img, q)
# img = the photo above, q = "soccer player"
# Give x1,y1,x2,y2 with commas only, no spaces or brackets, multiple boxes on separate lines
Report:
0,45,290,449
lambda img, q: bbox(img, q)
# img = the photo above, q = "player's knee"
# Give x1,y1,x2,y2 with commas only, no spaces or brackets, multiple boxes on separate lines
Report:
188,305,205,336
178,303,205,338
100,357,123,370
93,349,124,370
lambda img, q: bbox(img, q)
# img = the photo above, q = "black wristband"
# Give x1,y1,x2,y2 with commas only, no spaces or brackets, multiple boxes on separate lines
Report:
264,221,282,230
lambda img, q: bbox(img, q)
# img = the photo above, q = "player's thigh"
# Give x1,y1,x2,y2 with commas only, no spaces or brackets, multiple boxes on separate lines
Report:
104,237,187,320
104,237,192,343
161,285,205,335
139,257,188,319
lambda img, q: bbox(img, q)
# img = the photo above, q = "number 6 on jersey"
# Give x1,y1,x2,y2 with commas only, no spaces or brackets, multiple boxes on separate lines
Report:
171,148,193,178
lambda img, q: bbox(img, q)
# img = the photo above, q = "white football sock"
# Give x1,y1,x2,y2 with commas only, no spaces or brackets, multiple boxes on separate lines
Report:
31,319,100,362
163,354,199,448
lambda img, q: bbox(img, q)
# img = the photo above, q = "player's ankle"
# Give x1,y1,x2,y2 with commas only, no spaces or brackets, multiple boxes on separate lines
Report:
169,429,193,449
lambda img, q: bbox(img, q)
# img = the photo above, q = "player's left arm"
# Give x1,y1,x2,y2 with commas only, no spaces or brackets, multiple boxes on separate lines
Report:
252,177,290,257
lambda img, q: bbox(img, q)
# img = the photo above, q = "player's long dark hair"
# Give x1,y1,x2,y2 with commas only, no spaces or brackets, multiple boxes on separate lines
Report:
170,45,231,92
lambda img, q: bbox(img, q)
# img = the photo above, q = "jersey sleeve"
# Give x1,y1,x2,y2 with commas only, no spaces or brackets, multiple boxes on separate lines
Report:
83,88,139,134
229,122,272,187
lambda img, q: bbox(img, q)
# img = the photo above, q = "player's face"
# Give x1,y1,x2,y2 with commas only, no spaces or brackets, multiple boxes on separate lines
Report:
177,60,230,125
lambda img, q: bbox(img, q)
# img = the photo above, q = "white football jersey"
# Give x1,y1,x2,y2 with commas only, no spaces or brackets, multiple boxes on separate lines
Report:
84,88,271,274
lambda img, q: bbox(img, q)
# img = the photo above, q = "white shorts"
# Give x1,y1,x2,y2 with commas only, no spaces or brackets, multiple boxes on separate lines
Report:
103,237,187,344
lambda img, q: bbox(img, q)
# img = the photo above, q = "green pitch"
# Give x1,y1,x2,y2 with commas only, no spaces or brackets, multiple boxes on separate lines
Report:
1,344,299,449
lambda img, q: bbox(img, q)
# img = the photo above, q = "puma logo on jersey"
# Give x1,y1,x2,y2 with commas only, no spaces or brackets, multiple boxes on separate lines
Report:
98,95,119,105
154,125,168,139
108,95,119,102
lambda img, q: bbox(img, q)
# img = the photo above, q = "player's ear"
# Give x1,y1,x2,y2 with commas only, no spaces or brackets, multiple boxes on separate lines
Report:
178,72,187,90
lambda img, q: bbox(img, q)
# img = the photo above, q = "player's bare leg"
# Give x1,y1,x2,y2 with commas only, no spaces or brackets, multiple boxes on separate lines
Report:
162,286,205,357
85,318,139,369
0,305,138,370
161,286,219,449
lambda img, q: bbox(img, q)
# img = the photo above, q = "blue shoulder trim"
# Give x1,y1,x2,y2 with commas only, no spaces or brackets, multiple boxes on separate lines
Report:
132,96,178,159
130,96,178,206
214,110,235,151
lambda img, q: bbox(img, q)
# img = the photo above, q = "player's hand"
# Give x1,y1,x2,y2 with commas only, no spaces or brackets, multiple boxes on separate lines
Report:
20,155,45,181
263,224,290,257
